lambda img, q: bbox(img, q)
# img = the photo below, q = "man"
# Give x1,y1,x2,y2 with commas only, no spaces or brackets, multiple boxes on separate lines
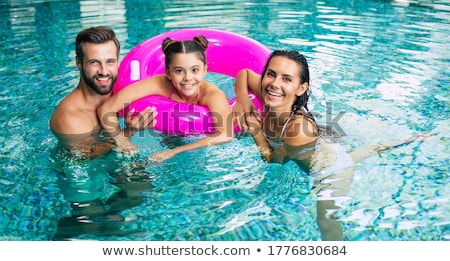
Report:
50,26,156,158
49,26,155,239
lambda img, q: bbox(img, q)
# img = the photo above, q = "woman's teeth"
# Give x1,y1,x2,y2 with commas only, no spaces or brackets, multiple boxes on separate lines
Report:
268,91,283,97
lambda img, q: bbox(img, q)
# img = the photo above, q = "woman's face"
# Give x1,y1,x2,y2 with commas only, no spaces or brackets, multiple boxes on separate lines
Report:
261,56,307,111
165,52,207,98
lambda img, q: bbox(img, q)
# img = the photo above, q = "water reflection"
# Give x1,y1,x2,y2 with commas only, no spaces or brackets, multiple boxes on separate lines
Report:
50,146,153,240
0,0,448,240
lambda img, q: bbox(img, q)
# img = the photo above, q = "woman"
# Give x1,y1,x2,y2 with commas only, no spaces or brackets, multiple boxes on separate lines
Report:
232,50,429,240
98,36,233,162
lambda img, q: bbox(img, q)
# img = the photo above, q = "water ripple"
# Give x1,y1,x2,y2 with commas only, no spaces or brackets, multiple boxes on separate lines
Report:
0,0,448,241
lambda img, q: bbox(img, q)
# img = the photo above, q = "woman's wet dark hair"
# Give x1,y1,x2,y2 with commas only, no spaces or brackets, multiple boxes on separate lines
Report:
75,26,120,64
161,36,208,69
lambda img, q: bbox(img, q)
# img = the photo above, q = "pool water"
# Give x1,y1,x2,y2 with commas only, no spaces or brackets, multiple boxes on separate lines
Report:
0,0,449,241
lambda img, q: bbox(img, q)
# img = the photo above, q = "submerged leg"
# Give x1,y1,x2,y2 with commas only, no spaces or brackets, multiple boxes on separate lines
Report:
348,132,432,164
54,167,153,240
316,200,343,241
53,214,139,240
107,170,154,213
312,168,355,241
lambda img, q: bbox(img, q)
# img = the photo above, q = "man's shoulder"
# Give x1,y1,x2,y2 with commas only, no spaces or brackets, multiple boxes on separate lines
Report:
50,108,97,135
50,93,97,135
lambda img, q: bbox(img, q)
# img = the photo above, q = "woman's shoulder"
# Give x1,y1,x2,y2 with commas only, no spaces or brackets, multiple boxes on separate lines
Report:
284,115,318,145
290,113,318,130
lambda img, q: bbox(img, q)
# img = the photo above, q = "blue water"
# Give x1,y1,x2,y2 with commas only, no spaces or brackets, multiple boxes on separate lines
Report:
0,0,449,241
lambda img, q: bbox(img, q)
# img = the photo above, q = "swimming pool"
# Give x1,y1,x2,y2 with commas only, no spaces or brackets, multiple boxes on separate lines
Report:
0,0,448,241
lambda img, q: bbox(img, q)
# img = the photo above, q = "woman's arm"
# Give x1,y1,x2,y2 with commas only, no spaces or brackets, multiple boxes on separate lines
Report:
233,69,263,131
248,117,272,161
234,69,262,99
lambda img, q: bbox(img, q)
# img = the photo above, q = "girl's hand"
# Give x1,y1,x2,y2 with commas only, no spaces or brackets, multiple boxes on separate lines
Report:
125,107,158,131
148,149,176,162
113,136,138,157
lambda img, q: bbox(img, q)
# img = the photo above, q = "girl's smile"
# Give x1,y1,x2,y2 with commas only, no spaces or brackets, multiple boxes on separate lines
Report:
166,53,207,101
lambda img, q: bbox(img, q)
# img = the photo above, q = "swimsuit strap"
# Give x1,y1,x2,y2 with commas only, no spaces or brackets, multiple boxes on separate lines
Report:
168,85,175,99
194,87,200,105
277,111,295,143
279,106,313,142
263,110,295,145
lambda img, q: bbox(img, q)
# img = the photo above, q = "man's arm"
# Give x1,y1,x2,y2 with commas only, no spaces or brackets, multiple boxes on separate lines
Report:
50,110,114,159
51,129,115,160
50,107,157,159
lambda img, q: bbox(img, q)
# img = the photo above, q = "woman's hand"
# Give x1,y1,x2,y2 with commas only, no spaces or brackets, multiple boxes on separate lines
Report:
232,69,262,132
269,147,289,164
232,98,261,132
244,115,263,136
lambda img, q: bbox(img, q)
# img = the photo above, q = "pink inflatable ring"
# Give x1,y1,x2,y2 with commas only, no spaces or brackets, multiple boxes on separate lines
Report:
113,28,271,135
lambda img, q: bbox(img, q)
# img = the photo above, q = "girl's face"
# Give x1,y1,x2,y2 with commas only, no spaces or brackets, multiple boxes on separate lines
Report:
165,53,207,98
261,56,308,111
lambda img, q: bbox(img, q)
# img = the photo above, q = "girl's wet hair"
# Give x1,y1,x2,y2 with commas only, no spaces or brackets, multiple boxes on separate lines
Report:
161,36,208,69
75,26,120,64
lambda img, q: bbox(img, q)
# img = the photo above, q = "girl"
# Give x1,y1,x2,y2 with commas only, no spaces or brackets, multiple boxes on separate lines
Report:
98,36,233,162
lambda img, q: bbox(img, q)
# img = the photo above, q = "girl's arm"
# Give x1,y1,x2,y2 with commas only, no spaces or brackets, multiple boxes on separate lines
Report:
233,69,263,131
148,84,233,162
97,76,164,153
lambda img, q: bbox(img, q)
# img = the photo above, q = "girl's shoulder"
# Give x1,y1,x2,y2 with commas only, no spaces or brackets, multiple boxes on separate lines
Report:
202,79,221,89
201,80,226,96
198,81,228,105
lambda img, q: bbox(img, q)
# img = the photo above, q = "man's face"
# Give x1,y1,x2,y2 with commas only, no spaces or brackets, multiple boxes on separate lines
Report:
78,41,118,95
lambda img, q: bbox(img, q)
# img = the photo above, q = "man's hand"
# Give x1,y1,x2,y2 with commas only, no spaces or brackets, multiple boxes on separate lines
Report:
125,106,158,131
